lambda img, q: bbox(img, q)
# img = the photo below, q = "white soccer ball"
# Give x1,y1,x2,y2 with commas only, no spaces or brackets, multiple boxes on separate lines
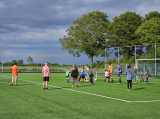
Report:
94,79,97,81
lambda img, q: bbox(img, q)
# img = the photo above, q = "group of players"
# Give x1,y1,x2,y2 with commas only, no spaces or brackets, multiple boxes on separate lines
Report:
65,64,95,87
10,62,149,90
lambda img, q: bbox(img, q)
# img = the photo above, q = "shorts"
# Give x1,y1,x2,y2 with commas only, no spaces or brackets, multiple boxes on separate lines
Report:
106,76,110,79
12,74,17,80
43,77,49,81
118,74,121,77
66,75,69,78
82,76,85,79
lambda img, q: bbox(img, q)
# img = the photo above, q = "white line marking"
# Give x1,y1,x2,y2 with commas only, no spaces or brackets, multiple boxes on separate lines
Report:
0,75,160,103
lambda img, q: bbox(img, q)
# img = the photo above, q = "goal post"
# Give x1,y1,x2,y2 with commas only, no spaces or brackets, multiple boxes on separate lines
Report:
0,50,4,73
136,58,160,77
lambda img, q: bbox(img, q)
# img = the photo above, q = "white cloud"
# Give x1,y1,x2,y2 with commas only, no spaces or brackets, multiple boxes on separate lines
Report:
135,0,160,16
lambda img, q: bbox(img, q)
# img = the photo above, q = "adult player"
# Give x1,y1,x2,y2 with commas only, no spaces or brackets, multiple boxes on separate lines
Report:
114,64,122,84
42,62,50,90
71,64,79,87
10,63,19,86
108,63,113,83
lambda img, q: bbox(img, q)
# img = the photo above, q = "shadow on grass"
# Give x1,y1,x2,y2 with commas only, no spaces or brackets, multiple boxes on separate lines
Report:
48,84,97,90
133,87,145,90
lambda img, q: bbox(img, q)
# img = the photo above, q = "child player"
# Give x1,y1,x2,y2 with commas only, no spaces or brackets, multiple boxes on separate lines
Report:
89,71,95,85
141,71,144,82
66,68,70,82
104,70,109,83
145,70,149,84
81,69,86,83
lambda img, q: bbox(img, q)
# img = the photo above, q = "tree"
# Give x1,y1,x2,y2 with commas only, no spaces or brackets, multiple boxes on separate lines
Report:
26,55,33,65
107,11,143,62
59,10,110,67
135,17,160,58
144,11,160,21
17,59,23,66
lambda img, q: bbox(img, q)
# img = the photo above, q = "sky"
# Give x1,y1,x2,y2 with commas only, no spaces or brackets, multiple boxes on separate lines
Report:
0,0,160,65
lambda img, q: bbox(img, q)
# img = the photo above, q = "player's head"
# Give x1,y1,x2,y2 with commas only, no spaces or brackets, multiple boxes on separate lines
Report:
73,64,76,70
117,64,120,67
104,70,107,72
90,71,92,73
108,63,111,65
141,71,143,73
134,66,137,69
145,70,148,73
73,64,76,67
127,65,131,69
67,68,69,70
45,62,48,66
14,63,17,65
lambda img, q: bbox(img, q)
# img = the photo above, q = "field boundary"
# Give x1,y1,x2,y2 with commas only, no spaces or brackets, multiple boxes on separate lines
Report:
1,75,160,103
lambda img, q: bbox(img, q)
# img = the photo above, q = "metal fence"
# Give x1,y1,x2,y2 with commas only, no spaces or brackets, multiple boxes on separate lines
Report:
0,63,159,78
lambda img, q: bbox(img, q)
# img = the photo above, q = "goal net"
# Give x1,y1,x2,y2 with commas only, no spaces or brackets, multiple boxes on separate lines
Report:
137,59,160,78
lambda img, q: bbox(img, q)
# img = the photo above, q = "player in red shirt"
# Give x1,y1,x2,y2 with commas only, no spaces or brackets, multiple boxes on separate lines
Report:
42,62,50,90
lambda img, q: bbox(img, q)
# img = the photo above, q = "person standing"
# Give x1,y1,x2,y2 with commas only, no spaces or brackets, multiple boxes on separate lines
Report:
66,68,70,82
108,63,113,83
145,70,149,84
134,66,138,83
126,65,134,91
71,64,79,87
42,62,50,90
10,63,19,86
89,71,95,85
115,64,122,84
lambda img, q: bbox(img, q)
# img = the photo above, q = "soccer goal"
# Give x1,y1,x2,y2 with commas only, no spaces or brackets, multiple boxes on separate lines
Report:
0,50,4,72
136,58,160,77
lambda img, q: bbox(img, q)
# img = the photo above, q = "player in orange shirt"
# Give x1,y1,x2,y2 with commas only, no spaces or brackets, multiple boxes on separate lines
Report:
108,63,113,83
10,63,19,86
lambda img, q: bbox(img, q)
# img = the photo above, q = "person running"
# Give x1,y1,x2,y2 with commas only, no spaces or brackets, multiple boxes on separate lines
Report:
66,68,70,83
108,63,113,83
89,71,95,85
141,71,144,82
145,70,149,84
42,62,50,90
10,63,19,86
134,66,138,83
114,64,122,84
104,70,109,83
71,64,79,87
126,65,134,91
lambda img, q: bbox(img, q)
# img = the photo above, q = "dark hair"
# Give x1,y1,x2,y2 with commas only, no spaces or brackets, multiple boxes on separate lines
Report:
14,63,17,65
127,65,131,69
108,63,111,65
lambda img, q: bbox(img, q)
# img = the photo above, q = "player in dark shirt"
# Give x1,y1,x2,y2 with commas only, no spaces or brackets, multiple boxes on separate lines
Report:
89,71,95,85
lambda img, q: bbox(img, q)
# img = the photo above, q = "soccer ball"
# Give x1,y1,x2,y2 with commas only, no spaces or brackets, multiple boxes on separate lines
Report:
94,79,97,81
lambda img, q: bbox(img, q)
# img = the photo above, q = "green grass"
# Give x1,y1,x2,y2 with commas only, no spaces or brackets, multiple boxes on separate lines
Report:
0,73,160,119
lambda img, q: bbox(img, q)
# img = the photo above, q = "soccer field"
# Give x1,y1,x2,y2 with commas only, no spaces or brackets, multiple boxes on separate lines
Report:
0,73,160,119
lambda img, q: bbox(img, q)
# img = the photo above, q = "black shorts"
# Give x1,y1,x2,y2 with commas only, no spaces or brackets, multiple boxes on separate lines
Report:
43,77,49,81
106,76,110,79
118,74,121,77
66,75,69,78
82,76,85,79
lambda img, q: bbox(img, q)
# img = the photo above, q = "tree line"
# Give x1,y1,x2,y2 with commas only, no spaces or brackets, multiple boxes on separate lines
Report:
59,10,160,67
